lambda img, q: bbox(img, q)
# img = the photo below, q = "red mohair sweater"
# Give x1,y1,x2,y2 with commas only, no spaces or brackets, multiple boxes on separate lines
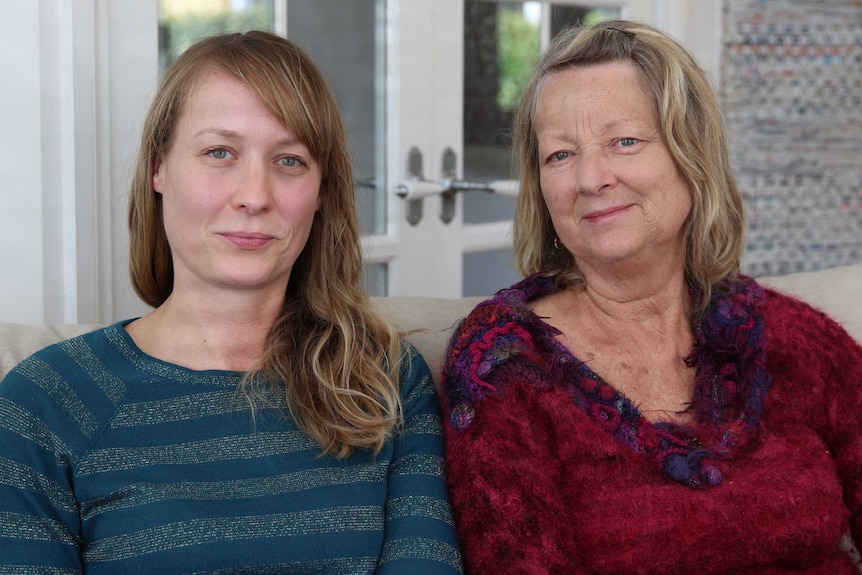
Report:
442,275,862,574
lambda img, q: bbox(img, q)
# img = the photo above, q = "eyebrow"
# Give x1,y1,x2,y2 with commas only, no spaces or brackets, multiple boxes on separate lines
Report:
193,127,241,139
192,127,306,148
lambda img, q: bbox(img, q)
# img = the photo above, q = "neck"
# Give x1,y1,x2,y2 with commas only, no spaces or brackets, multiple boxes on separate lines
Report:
557,265,694,362
577,261,691,325
127,287,285,372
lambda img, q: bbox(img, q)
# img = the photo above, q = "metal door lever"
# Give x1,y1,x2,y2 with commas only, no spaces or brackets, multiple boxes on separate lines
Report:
396,178,518,200
396,146,519,225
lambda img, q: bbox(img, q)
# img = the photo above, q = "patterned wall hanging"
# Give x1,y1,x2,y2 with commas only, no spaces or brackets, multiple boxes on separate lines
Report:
721,0,862,276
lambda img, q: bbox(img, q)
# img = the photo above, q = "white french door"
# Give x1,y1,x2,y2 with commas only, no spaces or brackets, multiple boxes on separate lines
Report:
383,0,608,298
373,0,658,298
81,0,721,322
372,0,722,298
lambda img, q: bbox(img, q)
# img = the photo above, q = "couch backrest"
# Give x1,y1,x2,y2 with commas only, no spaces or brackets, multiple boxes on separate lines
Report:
2,264,861,389
372,296,485,387
0,298,487,387
0,323,102,380
758,263,862,344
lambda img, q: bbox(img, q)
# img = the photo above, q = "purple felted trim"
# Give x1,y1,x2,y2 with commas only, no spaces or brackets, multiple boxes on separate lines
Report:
445,273,773,489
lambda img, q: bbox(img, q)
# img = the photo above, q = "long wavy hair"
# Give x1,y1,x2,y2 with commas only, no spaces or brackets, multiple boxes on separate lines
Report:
128,31,402,457
513,20,744,313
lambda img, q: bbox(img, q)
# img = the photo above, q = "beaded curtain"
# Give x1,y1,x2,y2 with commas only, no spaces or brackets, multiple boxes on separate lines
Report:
721,0,862,277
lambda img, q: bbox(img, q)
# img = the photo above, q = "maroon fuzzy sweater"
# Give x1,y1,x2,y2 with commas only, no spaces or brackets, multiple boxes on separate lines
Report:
442,275,862,574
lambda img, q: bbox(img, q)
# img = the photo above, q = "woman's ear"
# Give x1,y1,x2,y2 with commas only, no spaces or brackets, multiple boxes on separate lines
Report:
152,155,164,195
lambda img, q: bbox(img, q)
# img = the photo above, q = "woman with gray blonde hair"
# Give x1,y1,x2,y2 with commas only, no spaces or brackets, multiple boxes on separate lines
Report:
0,31,462,574
443,19,861,574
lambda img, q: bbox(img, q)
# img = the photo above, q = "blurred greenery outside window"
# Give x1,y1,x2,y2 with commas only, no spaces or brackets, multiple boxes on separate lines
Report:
496,6,539,110
496,4,618,111
159,0,274,74
159,1,617,117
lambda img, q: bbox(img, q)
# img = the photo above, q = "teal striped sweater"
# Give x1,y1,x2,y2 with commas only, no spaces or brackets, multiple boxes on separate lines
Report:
0,322,462,574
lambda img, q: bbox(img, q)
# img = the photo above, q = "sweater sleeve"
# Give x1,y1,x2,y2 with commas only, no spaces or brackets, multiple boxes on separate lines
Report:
376,342,463,575
765,291,862,552
818,311,862,549
0,353,85,573
442,313,578,575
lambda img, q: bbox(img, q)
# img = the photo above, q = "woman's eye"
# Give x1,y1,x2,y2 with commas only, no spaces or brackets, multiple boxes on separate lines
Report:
280,156,305,168
553,151,569,162
207,148,230,160
618,137,637,147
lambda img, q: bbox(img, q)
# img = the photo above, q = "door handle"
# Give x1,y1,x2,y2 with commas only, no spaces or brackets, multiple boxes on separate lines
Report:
396,147,519,225
395,178,519,200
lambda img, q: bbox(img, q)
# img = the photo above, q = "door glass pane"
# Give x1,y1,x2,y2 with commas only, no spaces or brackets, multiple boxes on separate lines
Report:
159,0,274,72
287,0,385,236
462,1,618,224
361,263,388,297
463,249,523,297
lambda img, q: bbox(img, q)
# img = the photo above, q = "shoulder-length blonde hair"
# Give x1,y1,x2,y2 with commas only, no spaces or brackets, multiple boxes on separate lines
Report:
128,30,402,458
513,20,744,311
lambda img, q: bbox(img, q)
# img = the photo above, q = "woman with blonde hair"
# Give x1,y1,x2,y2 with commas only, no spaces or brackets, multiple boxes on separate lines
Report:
442,19,861,574
0,31,461,574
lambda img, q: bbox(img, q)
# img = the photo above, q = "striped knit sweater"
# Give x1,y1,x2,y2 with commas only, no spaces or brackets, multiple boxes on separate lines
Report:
0,322,462,574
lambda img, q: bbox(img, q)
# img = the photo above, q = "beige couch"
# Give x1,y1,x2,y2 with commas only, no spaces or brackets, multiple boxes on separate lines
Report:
2,264,861,384
1,264,862,566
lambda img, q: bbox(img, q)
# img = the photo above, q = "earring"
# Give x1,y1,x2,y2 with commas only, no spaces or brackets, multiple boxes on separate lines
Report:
553,237,563,250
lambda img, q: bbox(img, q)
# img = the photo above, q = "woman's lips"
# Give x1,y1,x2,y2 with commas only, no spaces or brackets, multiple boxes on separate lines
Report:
220,232,274,249
584,204,632,223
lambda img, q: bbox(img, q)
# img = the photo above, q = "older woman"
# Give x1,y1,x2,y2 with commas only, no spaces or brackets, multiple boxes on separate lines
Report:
0,31,462,574
442,20,861,574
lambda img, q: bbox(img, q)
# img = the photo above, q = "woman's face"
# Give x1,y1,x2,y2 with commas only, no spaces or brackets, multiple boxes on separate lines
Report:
153,68,321,298
535,61,692,273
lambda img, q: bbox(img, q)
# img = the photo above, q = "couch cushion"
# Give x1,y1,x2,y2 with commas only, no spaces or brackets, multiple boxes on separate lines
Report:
759,263,862,344
372,296,485,390
0,323,101,379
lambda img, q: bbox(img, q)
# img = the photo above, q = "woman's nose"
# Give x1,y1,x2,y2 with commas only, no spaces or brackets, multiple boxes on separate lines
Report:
232,162,272,213
575,148,617,195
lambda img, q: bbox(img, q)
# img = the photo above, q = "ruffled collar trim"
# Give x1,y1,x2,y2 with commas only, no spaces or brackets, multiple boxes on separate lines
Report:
447,273,773,489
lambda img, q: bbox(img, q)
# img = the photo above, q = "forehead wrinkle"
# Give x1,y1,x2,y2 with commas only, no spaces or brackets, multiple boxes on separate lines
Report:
537,87,658,148
537,101,633,148
536,63,658,134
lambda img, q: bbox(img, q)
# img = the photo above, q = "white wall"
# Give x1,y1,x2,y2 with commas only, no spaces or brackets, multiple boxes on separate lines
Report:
1,3,47,324
0,1,155,326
